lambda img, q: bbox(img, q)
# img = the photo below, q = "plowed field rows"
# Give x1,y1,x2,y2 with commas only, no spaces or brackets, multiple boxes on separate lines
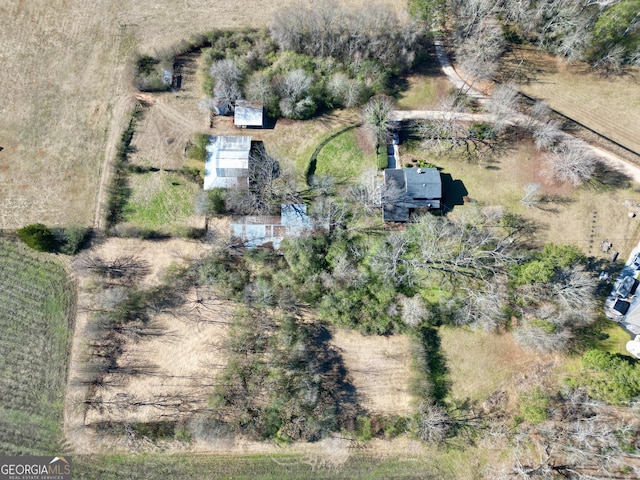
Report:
0,239,74,454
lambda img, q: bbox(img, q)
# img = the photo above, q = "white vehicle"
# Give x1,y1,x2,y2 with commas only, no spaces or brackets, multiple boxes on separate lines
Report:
626,336,640,359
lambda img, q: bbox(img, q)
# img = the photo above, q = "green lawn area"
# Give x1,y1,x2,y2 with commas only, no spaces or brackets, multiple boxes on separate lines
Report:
123,171,199,233
0,239,74,455
596,322,633,357
314,128,376,181
73,451,466,480
396,75,442,110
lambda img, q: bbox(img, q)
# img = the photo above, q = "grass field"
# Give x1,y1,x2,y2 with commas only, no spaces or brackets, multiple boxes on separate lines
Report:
73,453,451,480
314,128,376,181
122,171,200,233
396,75,449,110
439,327,554,405
597,322,633,357
502,46,640,155
0,238,74,455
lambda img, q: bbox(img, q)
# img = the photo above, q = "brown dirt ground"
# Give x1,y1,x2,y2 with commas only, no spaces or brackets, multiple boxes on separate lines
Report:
131,77,362,176
331,329,414,416
64,237,214,453
84,306,231,426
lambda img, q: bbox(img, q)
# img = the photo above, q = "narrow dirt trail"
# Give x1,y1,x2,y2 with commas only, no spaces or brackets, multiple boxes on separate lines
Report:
92,23,137,232
430,38,640,184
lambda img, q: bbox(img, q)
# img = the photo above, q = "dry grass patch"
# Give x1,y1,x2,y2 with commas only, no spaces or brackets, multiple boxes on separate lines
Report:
426,140,640,256
0,0,129,228
502,46,640,154
88,237,209,286
396,75,451,110
83,304,231,427
65,237,214,453
331,329,414,416
439,327,556,406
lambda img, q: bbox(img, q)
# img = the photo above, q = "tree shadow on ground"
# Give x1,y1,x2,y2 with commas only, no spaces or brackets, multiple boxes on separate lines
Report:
440,172,468,213
534,193,575,214
310,324,360,408
590,161,633,190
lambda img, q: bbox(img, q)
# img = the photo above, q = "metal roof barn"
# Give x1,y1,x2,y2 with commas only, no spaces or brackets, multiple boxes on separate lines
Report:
204,136,251,189
234,100,264,128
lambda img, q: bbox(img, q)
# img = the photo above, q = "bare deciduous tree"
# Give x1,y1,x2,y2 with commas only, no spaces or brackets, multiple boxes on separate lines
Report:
327,73,363,108
270,1,419,69
398,294,431,327
532,118,563,150
455,279,509,330
454,6,505,91
411,401,451,443
521,183,541,208
549,266,597,314
277,69,315,119
544,139,598,186
496,388,640,478
592,43,626,74
488,82,520,133
418,96,470,154
244,72,276,107
209,59,242,86
78,254,150,283
361,94,395,149
513,322,573,353
418,95,499,162
209,59,243,112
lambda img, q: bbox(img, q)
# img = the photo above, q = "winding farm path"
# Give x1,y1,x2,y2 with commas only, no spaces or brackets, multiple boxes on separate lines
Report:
412,38,640,184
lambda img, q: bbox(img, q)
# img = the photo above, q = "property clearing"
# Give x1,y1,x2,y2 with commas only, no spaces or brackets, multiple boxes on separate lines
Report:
331,329,414,416
65,237,214,453
439,327,560,409
415,139,640,257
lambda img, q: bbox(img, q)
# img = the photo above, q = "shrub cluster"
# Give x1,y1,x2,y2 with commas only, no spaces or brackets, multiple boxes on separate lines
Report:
134,55,173,92
199,5,422,120
568,349,640,404
17,223,90,254
105,105,142,229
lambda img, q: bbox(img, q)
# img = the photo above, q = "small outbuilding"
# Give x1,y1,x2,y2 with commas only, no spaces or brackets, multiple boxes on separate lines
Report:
162,70,173,86
211,97,231,116
231,204,313,248
204,136,252,190
383,167,442,222
234,100,264,128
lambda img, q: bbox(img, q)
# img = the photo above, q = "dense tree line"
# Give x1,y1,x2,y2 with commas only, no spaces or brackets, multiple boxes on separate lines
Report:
200,4,423,120
270,1,420,70
443,0,640,73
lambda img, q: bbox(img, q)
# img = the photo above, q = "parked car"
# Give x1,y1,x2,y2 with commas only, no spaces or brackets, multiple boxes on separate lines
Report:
612,298,631,316
615,275,638,298
631,253,640,270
